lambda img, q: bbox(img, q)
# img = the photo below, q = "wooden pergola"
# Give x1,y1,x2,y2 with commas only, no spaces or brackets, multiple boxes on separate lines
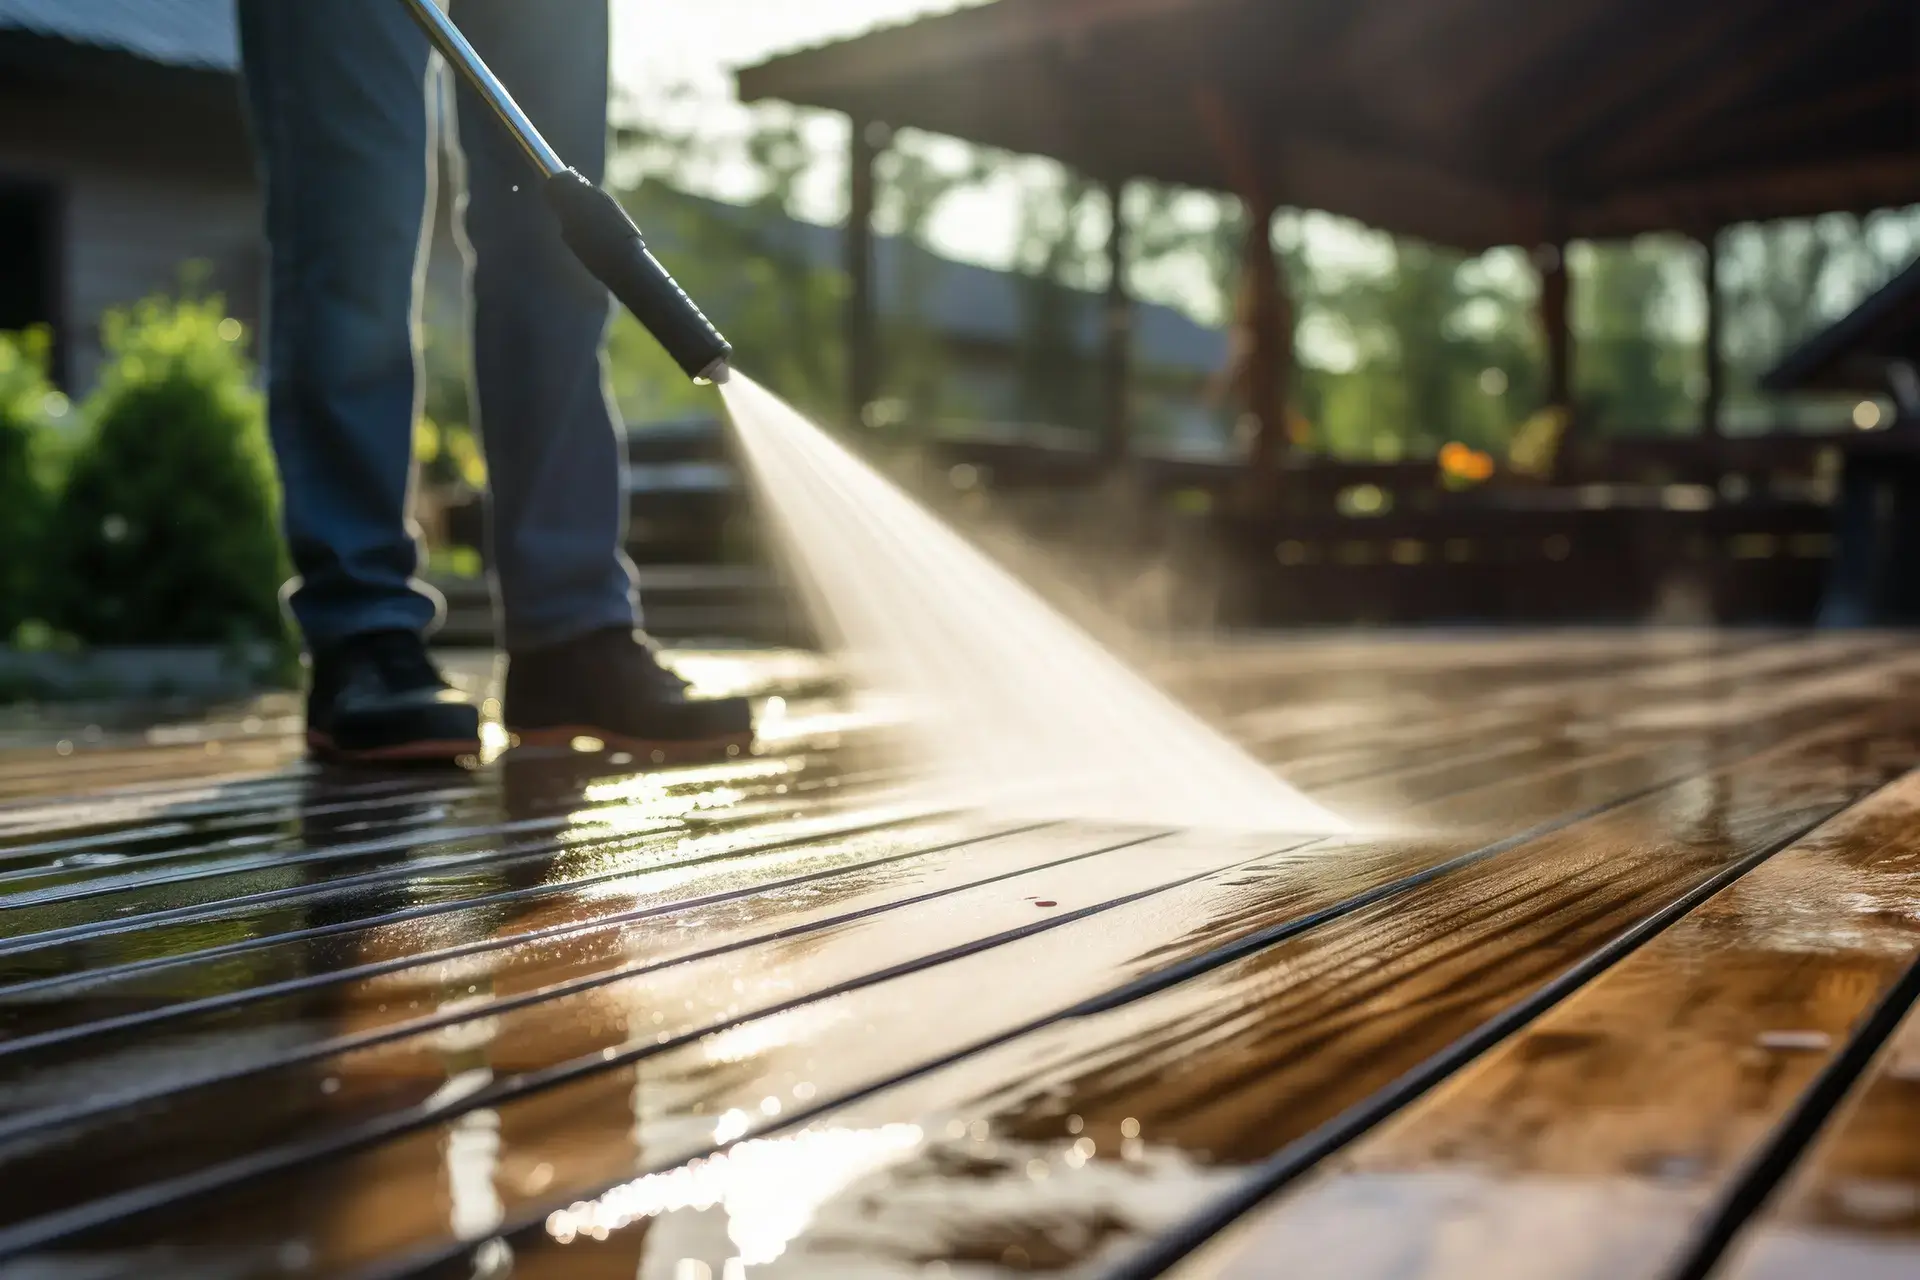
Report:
738,0,1920,469
1765,254,1920,409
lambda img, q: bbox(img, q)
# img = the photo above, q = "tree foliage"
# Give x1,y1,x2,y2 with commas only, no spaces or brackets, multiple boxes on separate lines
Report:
592,91,1920,458
607,105,849,423
1010,166,1102,433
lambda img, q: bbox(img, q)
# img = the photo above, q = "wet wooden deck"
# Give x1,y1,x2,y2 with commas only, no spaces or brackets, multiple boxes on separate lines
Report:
2,633,1919,1279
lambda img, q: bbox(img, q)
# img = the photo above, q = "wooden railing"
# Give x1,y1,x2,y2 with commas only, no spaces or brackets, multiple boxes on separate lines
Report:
434,419,1871,634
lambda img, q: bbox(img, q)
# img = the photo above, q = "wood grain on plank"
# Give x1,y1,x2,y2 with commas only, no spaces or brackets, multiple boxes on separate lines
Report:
1173,768,1920,1280
20,680,1893,1266
2,636,1916,1278
1718,982,1920,1280
488,713,1920,1279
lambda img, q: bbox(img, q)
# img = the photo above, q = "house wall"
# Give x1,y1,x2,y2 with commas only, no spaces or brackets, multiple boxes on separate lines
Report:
0,56,261,390
58,168,263,387
0,52,484,398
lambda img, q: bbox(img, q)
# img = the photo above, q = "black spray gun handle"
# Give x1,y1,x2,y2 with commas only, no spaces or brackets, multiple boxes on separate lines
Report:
545,170,733,383
398,0,731,383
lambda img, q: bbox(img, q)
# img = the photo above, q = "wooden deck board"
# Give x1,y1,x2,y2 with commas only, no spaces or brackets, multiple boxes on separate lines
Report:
488,709,1920,1280
0,634,1915,1277
1720,995,1920,1280
1169,755,1920,1280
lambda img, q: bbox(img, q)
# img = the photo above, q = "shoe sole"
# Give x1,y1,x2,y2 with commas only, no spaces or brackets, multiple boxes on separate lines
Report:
307,731,482,766
510,725,753,765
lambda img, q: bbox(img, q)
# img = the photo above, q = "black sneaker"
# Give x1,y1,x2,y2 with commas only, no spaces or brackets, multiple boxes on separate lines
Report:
306,630,483,765
504,628,754,763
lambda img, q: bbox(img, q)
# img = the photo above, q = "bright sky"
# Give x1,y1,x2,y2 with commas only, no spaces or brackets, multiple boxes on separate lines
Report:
609,0,974,94
608,0,1029,264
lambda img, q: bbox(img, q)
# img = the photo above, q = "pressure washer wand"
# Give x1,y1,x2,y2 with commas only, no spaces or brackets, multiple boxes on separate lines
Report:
399,0,732,384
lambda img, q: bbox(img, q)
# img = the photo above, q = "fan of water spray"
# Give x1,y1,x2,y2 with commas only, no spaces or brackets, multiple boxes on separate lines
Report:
719,375,1348,836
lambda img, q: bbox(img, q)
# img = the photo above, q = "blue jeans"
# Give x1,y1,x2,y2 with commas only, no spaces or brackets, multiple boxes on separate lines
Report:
238,0,638,653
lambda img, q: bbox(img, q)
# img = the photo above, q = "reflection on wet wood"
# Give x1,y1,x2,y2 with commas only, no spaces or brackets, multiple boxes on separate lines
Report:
487,712,1920,1280
1173,764,1920,1280
1718,978,1920,1279
0,637,1917,1277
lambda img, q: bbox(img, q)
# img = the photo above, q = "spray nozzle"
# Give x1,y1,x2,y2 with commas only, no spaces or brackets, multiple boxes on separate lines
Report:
544,170,732,384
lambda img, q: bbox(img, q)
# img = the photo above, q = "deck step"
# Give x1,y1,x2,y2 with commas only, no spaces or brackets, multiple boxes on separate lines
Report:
427,566,811,646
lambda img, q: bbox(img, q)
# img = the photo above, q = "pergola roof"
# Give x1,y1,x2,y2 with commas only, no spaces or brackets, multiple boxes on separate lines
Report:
739,0,1920,252
0,0,236,72
1763,256,1920,394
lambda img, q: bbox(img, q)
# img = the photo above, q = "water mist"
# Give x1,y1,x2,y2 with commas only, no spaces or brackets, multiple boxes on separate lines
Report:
719,375,1347,836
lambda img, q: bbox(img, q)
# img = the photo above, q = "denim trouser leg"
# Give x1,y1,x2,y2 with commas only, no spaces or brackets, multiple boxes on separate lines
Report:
238,0,637,654
238,0,438,649
1818,462,1880,628
452,0,639,651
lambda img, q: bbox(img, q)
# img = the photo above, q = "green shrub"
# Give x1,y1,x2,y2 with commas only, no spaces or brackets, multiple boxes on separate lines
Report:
43,295,290,650
0,327,62,637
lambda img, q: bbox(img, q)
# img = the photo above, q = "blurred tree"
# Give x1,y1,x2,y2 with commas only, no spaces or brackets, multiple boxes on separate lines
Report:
608,106,847,422
1572,237,1698,435
43,295,289,651
1011,166,1101,434
1311,238,1540,460
873,131,992,428
1720,208,1920,427
602,89,1920,455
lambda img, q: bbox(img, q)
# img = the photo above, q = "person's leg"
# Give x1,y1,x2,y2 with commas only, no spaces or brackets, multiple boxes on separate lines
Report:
237,0,442,648
450,0,639,651
240,0,480,763
1818,458,1881,628
447,0,751,761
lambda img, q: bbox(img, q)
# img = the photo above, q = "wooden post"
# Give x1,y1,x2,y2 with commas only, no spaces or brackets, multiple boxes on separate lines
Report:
846,118,882,429
1100,177,1133,465
1538,239,1572,416
1192,86,1292,490
1702,230,1723,437
1243,198,1289,478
